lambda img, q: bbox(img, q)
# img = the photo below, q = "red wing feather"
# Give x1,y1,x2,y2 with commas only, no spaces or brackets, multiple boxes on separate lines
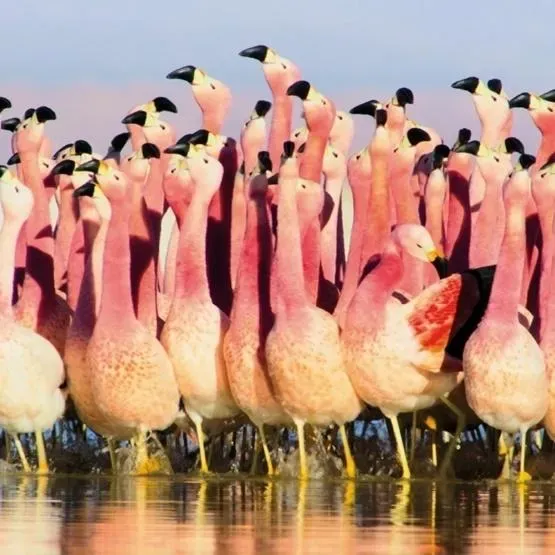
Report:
407,274,480,353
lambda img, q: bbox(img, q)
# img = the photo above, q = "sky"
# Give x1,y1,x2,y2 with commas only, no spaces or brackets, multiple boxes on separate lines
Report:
1,0,554,158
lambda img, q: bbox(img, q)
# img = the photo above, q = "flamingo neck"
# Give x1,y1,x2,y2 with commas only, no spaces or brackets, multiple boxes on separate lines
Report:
320,175,344,284
390,159,419,225
275,176,307,313
0,220,22,317
54,182,79,289
445,156,473,272
361,147,390,270
231,194,273,337
469,172,505,267
97,196,136,325
174,193,211,302
300,132,327,182
485,203,526,324
18,150,56,308
268,94,293,170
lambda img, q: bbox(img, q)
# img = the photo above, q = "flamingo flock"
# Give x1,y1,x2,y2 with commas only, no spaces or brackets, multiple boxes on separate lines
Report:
1,45,555,483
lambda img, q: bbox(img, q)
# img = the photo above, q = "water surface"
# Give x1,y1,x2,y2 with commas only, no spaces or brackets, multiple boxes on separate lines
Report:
2,475,554,554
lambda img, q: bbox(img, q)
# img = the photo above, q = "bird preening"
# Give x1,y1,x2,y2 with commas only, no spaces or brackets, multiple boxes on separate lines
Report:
1,48,555,483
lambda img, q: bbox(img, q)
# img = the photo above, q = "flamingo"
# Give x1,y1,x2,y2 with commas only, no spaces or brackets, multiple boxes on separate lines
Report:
73,158,180,474
0,166,65,474
3,106,72,357
238,45,301,169
166,66,231,134
463,154,548,482
266,141,362,480
224,152,290,475
160,142,239,474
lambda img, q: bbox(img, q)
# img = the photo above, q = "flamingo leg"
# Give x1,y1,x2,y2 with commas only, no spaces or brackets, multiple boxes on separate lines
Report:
390,415,411,479
517,428,532,483
258,425,275,476
339,424,356,479
250,428,260,475
193,420,210,474
499,433,514,480
35,430,49,475
294,419,308,480
409,411,418,462
438,396,465,478
13,435,31,473
107,438,118,473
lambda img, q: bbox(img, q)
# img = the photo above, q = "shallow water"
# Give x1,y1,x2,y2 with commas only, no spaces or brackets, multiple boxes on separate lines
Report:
2,475,555,554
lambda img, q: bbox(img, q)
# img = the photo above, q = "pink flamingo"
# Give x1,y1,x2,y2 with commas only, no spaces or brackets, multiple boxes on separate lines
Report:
118,139,163,336
266,141,362,479
463,154,548,482
66,179,121,466
531,160,555,340
0,166,65,474
509,89,555,170
74,158,180,473
3,107,71,356
52,140,93,300
230,100,272,290
166,66,231,134
160,142,239,474
224,152,290,475
238,45,301,169
423,145,450,285
445,128,474,273
455,138,525,268
321,144,347,288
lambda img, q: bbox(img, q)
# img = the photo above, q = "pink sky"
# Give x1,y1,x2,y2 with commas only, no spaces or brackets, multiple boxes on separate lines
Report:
0,82,542,162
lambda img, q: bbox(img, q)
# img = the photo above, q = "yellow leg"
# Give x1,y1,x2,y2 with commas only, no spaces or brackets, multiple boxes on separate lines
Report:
390,415,411,479
107,438,117,473
35,430,49,475
517,429,532,483
250,429,260,475
438,395,465,478
13,435,31,473
294,419,308,480
258,425,275,476
339,425,356,479
194,420,209,474
431,431,438,468
134,431,149,475
499,433,513,480
410,411,418,462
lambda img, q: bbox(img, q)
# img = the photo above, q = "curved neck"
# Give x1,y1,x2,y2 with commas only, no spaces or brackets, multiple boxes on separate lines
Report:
54,182,79,290
19,150,56,306
275,175,307,313
361,149,390,268
536,131,555,170
174,193,211,302
354,240,403,314
268,95,293,171
469,175,505,267
231,195,273,336
445,156,473,272
485,202,526,324
0,220,22,317
97,197,136,325
390,160,419,225
320,175,344,284
300,132,327,183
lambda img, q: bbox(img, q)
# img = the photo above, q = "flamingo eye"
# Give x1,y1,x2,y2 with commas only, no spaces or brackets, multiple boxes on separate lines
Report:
338,115,343,120
114,174,120,181
161,124,166,130
281,63,287,70
203,158,209,164
210,83,216,90
494,156,500,162
416,243,422,248
332,152,338,159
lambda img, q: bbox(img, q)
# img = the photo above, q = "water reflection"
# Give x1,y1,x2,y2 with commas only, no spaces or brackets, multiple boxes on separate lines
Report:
1,475,555,554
